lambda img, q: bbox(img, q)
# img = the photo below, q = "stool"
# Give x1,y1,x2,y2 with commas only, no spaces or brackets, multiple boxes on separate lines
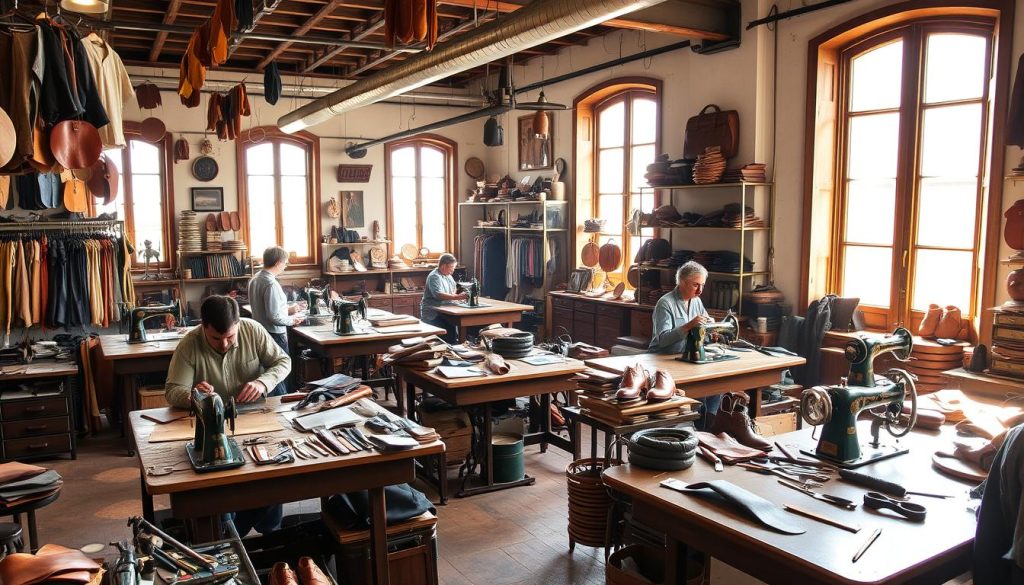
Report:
322,508,438,585
0,490,61,553
0,523,22,560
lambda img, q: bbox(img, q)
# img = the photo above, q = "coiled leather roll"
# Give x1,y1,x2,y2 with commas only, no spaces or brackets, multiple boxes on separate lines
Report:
627,427,698,471
491,332,534,359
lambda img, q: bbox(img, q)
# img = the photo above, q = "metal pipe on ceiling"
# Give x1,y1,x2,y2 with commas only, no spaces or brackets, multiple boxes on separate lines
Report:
345,105,511,154
746,0,854,30
278,0,668,134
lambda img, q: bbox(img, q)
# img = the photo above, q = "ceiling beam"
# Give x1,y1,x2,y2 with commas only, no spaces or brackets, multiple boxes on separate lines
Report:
302,14,384,74
148,0,183,62
438,0,733,41
256,0,343,70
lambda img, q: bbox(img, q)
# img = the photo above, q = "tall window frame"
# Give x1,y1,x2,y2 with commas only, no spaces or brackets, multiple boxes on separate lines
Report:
801,1,1013,336
384,135,457,255
236,127,321,267
96,122,175,270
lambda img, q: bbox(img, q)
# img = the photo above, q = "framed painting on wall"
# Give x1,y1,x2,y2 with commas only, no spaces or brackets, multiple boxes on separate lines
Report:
191,187,224,212
518,114,553,171
341,190,365,228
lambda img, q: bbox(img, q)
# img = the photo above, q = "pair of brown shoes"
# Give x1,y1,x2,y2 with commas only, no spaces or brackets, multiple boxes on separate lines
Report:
707,392,772,452
919,304,966,339
271,558,331,585
615,365,676,402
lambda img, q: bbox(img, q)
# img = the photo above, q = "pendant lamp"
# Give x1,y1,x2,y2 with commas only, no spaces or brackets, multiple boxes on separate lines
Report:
518,89,563,139
483,116,503,147
60,0,110,14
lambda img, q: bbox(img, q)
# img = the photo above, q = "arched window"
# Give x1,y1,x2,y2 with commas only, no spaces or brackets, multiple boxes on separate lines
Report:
803,5,1006,332
97,123,175,269
237,127,320,266
385,135,456,254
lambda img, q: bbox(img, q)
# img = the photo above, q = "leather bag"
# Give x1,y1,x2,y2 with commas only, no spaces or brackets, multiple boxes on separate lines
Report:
599,239,622,273
63,177,88,213
683,104,739,160
580,241,599,268
50,120,102,169
86,154,119,205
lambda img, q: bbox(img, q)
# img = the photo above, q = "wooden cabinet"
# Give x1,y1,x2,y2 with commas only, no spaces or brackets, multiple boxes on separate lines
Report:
547,293,653,349
0,363,78,462
392,294,421,319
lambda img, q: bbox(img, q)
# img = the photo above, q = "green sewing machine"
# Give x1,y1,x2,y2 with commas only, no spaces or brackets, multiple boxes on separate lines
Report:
186,389,245,473
799,327,918,467
678,313,740,364
127,300,183,344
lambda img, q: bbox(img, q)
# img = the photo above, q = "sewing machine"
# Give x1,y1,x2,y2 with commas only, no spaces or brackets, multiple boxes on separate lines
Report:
678,313,740,364
800,327,917,467
457,279,481,307
127,300,183,344
332,294,368,335
304,284,331,316
185,389,245,473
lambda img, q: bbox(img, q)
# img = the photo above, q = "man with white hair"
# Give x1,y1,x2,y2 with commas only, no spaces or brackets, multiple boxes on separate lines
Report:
420,253,467,342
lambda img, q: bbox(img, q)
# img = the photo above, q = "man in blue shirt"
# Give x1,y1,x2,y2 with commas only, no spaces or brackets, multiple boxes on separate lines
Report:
420,253,466,342
649,261,719,428
248,246,304,395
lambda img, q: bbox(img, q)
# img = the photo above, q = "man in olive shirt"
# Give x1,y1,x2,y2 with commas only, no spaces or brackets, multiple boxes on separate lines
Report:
164,295,290,409
163,295,290,536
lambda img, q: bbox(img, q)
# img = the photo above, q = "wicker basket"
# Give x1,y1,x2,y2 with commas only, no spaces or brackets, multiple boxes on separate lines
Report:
565,458,618,548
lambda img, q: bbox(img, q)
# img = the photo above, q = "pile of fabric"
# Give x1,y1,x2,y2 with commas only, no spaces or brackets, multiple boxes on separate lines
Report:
0,461,62,508
382,337,449,370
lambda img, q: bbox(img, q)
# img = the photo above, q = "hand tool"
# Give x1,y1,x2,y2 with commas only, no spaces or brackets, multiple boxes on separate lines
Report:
740,461,828,486
838,468,953,499
852,528,882,562
863,491,927,522
783,504,861,533
778,479,856,510
698,445,723,471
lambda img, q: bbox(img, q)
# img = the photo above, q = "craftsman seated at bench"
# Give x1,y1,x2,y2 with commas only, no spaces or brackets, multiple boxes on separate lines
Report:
164,295,291,536
420,253,467,343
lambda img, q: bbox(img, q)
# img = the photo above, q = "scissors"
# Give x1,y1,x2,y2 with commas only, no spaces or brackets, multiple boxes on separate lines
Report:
863,491,927,522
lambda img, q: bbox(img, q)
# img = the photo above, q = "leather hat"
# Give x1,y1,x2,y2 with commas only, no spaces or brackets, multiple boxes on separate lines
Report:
0,106,15,168
50,120,102,169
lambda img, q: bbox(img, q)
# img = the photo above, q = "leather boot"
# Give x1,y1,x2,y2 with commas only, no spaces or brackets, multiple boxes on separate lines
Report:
270,563,298,585
645,369,676,402
918,303,942,337
707,394,771,451
934,305,961,339
297,557,331,585
615,364,648,401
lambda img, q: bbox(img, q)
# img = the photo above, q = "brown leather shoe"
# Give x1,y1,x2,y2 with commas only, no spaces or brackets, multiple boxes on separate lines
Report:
918,303,941,337
645,369,676,402
270,562,298,585
708,394,771,451
615,364,648,401
298,557,331,585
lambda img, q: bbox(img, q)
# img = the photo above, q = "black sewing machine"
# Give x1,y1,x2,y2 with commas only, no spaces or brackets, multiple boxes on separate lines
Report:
304,284,331,316
678,313,740,364
800,327,917,467
457,279,481,307
186,389,245,473
332,294,368,335
127,300,183,344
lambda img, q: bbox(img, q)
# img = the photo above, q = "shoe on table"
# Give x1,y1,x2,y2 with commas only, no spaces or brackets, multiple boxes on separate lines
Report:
708,392,772,452
615,364,648,401
646,369,676,402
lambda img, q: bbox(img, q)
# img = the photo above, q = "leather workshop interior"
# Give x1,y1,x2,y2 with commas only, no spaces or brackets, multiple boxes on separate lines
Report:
0,0,1020,583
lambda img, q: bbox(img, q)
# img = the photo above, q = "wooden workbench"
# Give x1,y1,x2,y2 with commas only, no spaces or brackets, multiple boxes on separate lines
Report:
430,298,534,342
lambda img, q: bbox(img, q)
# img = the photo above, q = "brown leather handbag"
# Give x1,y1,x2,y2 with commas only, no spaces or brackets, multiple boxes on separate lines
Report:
86,154,119,205
63,176,88,213
683,104,739,160
49,120,102,170
599,239,622,273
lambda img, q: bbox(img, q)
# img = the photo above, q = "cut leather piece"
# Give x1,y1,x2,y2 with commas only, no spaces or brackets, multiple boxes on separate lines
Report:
680,480,805,534
697,431,767,464
63,179,88,213
0,544,100,585
484,354,509,375
0,462,47,484
901,406,944,430
50,120,102,170
0,176,9,209
932,451,987,482
298,557,330,585
952,432,1005,471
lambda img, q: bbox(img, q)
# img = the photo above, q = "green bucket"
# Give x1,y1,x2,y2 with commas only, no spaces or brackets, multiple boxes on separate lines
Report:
491,432,525,483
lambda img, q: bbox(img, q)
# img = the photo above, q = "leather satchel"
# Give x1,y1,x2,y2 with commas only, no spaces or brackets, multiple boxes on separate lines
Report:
50,120,102,170
683,104,739,159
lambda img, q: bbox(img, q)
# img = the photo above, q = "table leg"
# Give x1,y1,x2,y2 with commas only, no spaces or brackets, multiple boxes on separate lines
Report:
603,432,612,468
590,427,598,462
368,486,391,585
140,475,154,522
540,393,550,454
26,511,37,553
665,536,688,585
404,380,416,421
484,406,493,487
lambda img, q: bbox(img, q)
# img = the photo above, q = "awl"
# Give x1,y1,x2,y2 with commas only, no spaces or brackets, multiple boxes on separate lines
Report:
698,446,723,472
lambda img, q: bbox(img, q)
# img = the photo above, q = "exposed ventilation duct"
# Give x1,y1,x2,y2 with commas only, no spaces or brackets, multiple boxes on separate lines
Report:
278,0,667,133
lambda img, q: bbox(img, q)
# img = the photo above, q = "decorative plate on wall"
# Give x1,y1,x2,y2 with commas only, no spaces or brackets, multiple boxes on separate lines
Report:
192,156,219,182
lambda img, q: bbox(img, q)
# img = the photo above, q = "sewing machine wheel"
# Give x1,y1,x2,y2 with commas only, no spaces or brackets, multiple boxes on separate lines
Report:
800,386,832,426
881,368,916,437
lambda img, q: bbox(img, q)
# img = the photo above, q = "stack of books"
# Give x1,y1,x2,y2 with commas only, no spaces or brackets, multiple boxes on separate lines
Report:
577,394,698,425
575,369,621,399
990,307,1024,379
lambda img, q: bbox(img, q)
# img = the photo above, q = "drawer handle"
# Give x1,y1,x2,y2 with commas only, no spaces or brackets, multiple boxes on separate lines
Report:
24,406,47,413
25,425,48,433
28,442,49,450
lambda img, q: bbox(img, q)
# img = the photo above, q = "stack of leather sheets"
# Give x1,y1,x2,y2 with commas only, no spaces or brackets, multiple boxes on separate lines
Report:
0,461,62,507
382,337,449,370
0,544,102,585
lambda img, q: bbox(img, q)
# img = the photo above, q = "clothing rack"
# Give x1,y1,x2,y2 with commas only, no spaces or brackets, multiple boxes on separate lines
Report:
0,220,123,234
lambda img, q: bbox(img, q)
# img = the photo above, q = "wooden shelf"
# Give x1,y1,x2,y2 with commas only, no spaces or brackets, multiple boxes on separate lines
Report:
322,241,390,247
132,278,180,286
460,200,567,206
645,182,772,190
661,226,770,231
325,269,392,276
182,276,249,284
1000,257,1024,265
177,249,248,255
473,226,566,232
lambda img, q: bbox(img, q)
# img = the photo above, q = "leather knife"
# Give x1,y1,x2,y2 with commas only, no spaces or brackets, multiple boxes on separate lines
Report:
778,478,856,510
698,446,723,472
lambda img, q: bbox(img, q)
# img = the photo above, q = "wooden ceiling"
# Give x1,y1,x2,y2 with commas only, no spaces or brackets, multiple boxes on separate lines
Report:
19,0,736,87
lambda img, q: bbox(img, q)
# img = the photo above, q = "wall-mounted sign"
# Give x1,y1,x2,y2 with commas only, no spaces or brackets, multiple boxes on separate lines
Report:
337,164,372,182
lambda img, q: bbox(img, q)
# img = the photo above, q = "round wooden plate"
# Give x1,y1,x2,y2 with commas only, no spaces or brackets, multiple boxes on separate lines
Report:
401,243,418,262
230,211,241,231
369,247,386,264
219,211,231,232
464,156,485,179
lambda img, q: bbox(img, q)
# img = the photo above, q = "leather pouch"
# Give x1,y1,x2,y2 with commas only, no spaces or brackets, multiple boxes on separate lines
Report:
50,120,102,170
683,104,739,159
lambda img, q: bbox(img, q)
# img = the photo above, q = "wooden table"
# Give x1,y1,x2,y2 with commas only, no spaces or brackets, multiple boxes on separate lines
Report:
431,298,534,342
585,351,806,412
99,332,186,453
602,423,977,585
395,357,585,497
130,397,444,585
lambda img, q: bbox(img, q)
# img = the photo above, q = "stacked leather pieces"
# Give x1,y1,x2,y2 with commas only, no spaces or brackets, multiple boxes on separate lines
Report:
696,431,767,464
721,162,767,183
904,339,965,394
693,146,727,184
0,543,102,585
382,336,448,370
626,427,699,471
0,461,62,507
573,368,621,399
178,210,201,251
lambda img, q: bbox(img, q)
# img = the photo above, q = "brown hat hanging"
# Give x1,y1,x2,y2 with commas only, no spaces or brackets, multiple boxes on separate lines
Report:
50,120,102,170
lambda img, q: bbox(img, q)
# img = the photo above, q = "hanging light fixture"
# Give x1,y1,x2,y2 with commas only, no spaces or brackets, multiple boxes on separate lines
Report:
516,58,564,138
483,115,504,147
60,0,110,14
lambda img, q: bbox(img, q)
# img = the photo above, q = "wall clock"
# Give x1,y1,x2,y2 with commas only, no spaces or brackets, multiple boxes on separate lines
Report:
192,156,219,182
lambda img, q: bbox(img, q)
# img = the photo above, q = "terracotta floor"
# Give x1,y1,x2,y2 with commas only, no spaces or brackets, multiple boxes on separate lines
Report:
27,427,971,585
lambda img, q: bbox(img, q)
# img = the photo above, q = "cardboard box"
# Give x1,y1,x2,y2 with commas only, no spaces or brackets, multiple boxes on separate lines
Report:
756,411,798,436
138,386,169,410
418,407,472,465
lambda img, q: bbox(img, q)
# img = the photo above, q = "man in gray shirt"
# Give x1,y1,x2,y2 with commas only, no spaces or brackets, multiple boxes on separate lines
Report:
420,253,467,342
649,261,719,428
248,246,304,396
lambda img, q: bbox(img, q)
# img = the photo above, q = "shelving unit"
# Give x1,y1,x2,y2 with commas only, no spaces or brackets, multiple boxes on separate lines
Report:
458,199,569,297
176,248,255,316
636,181,774,317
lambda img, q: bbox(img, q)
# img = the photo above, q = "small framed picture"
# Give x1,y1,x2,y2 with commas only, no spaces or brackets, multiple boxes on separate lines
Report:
191,187,224,212
341,190,365,228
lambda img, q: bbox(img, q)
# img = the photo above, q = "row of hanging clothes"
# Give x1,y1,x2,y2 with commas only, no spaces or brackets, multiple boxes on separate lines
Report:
178,0,249,106
472,234,508,301
0,11,134,177
0,223,135,339
506,236,562,288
